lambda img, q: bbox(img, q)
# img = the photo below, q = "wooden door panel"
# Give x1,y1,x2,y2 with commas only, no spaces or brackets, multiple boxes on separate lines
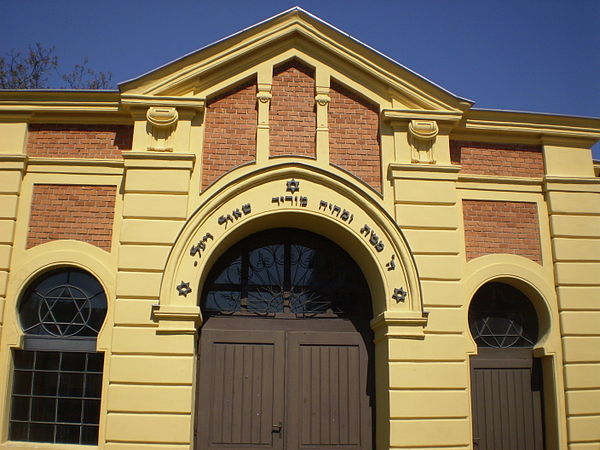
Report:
196,330,285,450
286,332,372,450
471,350,543,450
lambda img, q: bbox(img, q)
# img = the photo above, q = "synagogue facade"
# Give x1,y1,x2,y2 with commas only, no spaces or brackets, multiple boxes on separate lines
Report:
0,8,599,450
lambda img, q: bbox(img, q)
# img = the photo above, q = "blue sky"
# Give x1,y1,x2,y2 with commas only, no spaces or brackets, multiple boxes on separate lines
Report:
2,0,599,157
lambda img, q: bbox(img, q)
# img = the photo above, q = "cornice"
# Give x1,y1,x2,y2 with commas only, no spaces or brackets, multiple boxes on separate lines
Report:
0,90,121,113
382,109,463,123
460,109,600,143
120,94,205,111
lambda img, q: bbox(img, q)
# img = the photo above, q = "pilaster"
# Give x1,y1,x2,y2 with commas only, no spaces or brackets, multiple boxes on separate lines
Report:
106,151,197,447
0,154,27,344
544,174,600,448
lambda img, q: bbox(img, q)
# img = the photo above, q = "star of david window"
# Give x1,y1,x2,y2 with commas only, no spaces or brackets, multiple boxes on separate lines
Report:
10,268,107,445
468,282,539,348
202,228,371,318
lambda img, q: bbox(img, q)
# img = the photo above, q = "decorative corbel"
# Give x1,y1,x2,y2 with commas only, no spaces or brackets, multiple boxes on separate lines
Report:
408,119,439,163
146,106,178,151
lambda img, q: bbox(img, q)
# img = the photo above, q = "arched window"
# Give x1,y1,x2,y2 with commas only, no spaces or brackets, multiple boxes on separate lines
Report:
202,228,371,318
468,282,544,449
10,268,107,445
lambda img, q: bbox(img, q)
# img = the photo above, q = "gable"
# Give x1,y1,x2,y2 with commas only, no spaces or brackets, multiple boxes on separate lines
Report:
119,8,471,114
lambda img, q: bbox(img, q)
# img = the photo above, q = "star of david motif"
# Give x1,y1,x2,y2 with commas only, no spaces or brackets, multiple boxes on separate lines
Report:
392,287,407,303
474,316,533,348
177,281,192,297
286,179,300,194
38,285,91,337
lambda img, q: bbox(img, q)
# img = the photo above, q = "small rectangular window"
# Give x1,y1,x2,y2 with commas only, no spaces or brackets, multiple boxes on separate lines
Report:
9,350,104,445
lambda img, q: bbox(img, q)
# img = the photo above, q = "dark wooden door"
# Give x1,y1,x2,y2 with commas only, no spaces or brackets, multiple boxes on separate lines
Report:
196,327,285,450
470,348,544,450
196,317,373,450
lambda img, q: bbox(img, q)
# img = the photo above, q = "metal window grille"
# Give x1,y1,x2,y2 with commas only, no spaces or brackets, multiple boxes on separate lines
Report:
202,228,371,318
468,282,539,348
9,350,104,445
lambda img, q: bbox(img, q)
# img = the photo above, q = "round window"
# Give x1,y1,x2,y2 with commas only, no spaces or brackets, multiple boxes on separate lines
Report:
18,268,107,338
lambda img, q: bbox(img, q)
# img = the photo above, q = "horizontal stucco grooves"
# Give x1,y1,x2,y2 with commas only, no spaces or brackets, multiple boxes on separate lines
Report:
105,413,191,443
0,171,22,194
118,245,171,271
107,384,193,413
421,280,461,307
111,327,194,355
116,271,162,298
568,444,600,450
402,229,461,254
125,169,190,193
566,391,600,416
120,219,184,245
388,335,470,360
390,390,470,418
0,270,8,297
0,245,11,267
393,179,456,204
394,204,458,229
123,193,188,219
562,337,600,363
424,306,465,333
567,415,600,442
0,196,18,218
389,362,468,389
114,299,158,325
414,254,461,280
551,215,600,238
105,443,189,450
557,286,600,310
561,312,600,335
109,355,194,384
564,364,600,389
554,262,600,285
553,238,600,261
390,418,470,447
547,191,600,214
0,220,15,244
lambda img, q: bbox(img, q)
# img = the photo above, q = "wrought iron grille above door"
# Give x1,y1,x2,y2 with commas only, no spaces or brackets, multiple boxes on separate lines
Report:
202,228,371,318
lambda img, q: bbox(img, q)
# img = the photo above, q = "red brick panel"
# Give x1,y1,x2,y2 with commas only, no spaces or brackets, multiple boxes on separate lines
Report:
270,60,316,158
27,184,116,251
329,81,381,192
450,141,544,177
463,200,541,263
27,124,133,159
202,78,258,189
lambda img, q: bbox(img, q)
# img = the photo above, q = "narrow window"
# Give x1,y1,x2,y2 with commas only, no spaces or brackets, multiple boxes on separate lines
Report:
9,268,107,445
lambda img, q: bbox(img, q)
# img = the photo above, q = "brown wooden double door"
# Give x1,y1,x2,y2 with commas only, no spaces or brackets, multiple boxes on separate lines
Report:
470,348,544,449
195,317,373,450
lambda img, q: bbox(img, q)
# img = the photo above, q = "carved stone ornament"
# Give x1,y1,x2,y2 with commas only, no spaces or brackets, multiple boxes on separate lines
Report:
256,91,272,103
146,107,178,151
147,107,178,128
408,119,439,164
315,94,330,106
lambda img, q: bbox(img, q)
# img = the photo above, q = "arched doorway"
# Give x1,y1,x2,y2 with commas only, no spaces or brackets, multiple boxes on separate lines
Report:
468,282,545,449
195,228,374,450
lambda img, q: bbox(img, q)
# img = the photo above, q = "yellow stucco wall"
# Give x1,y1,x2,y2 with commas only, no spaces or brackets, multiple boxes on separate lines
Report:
0,9,599,450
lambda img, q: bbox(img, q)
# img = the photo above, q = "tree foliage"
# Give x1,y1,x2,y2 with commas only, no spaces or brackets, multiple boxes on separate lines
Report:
0,43,113,90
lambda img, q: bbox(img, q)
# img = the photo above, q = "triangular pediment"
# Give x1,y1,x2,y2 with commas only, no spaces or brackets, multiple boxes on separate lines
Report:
119,8,471,113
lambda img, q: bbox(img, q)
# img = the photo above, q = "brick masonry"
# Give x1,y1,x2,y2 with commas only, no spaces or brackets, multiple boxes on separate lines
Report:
270,60,316,158
27,124,133,159
27,184,117,251
202,77,258,189
329,81,381,192
463,200,542,263
450,141,544,177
